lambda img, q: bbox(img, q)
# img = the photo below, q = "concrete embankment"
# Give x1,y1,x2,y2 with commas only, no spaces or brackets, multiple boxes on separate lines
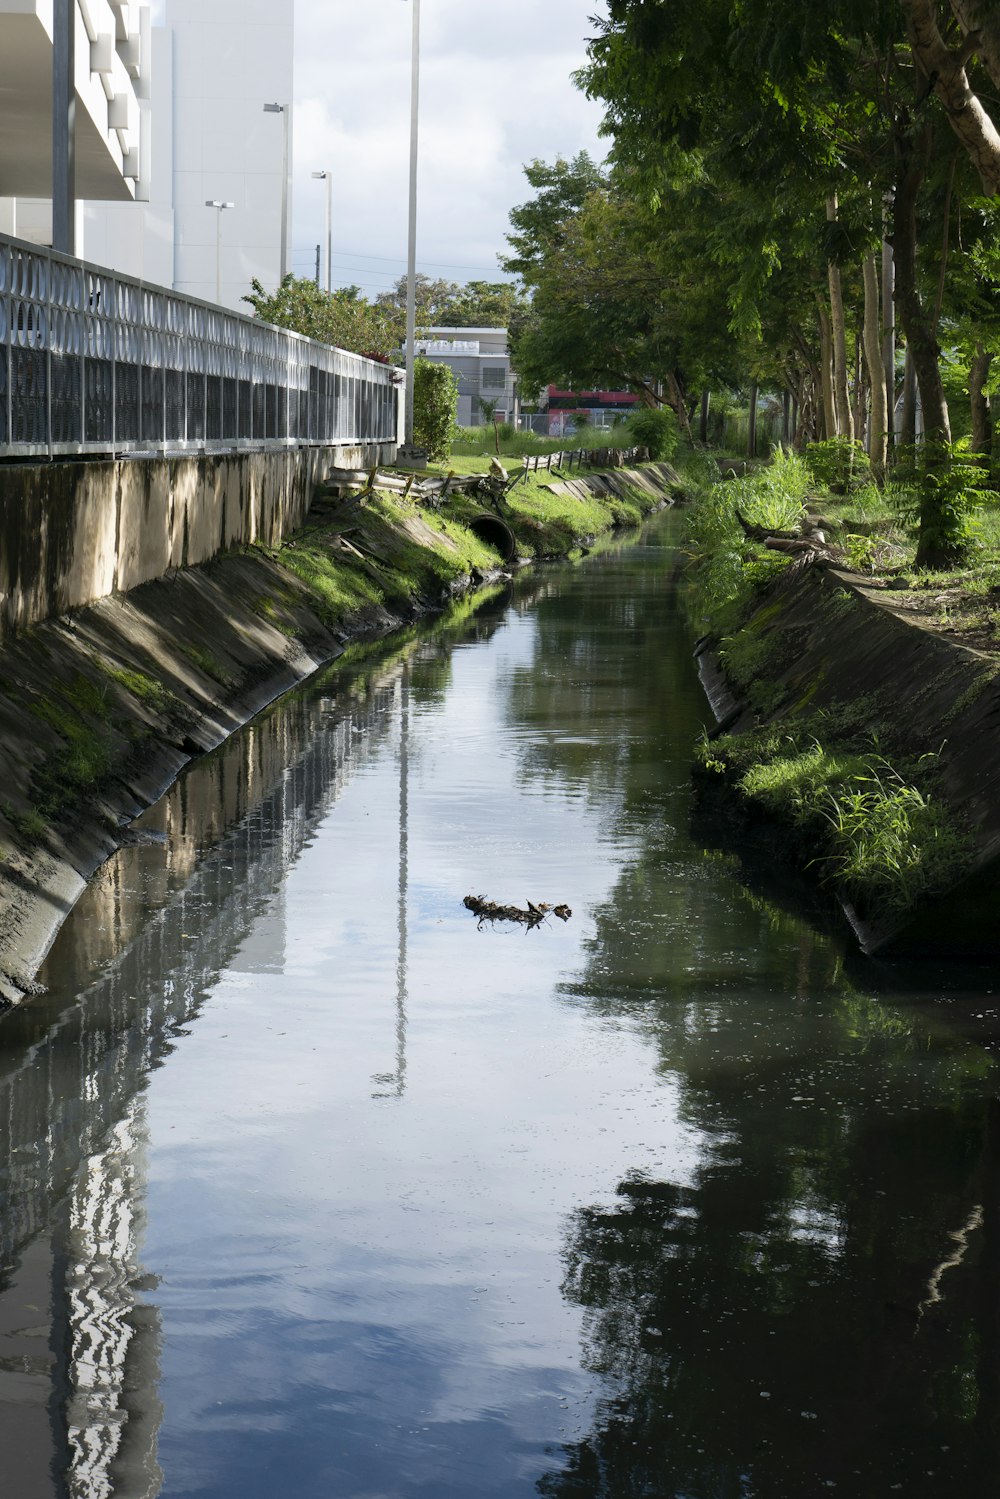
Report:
0,462,678,1005
698,561,1000,956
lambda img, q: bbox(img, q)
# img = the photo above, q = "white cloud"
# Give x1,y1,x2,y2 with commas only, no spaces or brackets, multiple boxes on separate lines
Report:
290,0,610,295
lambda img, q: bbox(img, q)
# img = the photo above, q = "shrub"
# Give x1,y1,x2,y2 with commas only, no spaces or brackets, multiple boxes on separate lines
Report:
804,437,871,493
625,407,679,461
413,358,458,463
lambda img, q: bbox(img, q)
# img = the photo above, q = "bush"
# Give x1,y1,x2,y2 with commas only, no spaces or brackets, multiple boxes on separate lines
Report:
803,437,871,493
413,358,458,463
625,407,679,460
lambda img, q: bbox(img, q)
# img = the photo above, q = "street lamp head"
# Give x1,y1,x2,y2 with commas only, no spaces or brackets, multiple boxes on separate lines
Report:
311,170,329,180
205,199,235,209
263,101,284,114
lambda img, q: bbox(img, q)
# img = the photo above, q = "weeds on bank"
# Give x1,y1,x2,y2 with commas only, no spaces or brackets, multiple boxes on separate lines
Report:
696,718,970,921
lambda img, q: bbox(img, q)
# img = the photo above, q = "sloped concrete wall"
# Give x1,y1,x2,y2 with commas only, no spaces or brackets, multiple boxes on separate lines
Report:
716,563,1000,955
0,441,397,640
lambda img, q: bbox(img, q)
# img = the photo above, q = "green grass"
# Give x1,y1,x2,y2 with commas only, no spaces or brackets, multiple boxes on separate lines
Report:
696,720,971,921
276,542,386,626
450,424,632,460
105,666,175,713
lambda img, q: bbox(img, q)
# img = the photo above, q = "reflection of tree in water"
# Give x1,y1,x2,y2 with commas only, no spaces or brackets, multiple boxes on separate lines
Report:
546,789,1000,1493
540,947,1000,1498
504,543,699,809
503,531,1000,1494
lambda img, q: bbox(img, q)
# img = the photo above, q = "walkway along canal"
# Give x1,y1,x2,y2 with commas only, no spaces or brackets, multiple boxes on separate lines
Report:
2,510,1000,1497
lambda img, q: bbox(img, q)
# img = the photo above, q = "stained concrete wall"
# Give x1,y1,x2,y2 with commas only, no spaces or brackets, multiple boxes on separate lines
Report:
0,442,397,640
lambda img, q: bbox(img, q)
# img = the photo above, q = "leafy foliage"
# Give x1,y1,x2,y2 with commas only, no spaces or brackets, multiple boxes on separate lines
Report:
625,407,679,460
243,277,403,360
375,274,529,330
412,358,458,463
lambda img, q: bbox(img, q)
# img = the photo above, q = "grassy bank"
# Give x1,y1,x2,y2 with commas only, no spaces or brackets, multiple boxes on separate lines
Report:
680,443,983,930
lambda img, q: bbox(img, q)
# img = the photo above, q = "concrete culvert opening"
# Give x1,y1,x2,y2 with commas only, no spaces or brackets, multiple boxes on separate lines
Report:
468,514,517,563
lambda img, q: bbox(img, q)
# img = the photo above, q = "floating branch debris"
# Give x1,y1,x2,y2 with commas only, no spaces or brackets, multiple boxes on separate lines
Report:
463,895,572,929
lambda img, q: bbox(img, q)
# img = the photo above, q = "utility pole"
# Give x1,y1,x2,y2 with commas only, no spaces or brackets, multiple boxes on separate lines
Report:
205,200,234,303
404,0,420,447
311,170,333,293
315,244,321,286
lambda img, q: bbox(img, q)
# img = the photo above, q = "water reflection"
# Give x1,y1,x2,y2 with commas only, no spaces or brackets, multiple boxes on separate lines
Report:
506,540,1000,1496
0,636,436,1496
1,525,998,1498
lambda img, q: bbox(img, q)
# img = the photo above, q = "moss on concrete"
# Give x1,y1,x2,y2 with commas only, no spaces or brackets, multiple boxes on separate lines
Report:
0,460,677,1004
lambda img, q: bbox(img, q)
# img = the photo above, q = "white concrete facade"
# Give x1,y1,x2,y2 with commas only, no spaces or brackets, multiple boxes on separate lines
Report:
414,327,518,428
167,0,293,311
0,0,150,240
7,0,294,312
81,21,173,284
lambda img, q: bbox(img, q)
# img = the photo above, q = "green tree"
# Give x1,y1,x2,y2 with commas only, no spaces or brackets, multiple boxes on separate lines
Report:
375,275,529,331
576,0,1000,563
243,276,403,360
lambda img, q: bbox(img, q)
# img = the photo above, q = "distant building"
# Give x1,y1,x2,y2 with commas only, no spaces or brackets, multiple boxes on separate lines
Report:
414,328,518,428
545,385,639,436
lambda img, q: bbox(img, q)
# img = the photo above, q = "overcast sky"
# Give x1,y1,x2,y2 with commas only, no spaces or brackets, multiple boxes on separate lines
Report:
289,1,610,296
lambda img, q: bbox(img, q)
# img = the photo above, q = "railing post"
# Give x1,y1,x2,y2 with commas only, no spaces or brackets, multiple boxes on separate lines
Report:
46,246,53,459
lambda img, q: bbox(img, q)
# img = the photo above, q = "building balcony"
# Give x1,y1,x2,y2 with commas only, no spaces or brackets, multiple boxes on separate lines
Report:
0,0,149,203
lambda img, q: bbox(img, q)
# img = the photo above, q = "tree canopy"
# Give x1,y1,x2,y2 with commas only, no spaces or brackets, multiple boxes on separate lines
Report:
498,0,1000,564
243,277,404,362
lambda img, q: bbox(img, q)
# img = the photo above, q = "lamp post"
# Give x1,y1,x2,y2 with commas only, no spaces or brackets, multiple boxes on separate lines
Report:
263,102,289,282
205,200,234,303
403,0,420,448
311,170,332,293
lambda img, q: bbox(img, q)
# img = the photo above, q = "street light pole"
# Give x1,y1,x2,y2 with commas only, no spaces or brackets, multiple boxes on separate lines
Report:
263,102,289,283
205,200,234,303
404,0,420,447
311,170,332,293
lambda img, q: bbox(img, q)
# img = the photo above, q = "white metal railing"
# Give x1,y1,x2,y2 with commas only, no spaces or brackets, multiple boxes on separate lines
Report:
0,231,403,459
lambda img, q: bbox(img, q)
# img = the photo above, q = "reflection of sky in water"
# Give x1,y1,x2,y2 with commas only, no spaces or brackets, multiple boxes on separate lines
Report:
140,581,703,1497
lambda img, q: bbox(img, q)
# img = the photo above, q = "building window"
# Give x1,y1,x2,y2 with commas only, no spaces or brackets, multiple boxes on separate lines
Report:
481,365,506,390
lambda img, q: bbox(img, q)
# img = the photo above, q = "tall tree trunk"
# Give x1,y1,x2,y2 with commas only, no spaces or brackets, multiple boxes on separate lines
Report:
827,196,854,442
664,370,693,442
863,251,888,480
817,298,836,440
781,389,791,445
699,388,710,445
747,381,758,458
894,129,956,564
882,232,895,446
970,342,994,463
902,0,1000,193
853,333,866,445
892,139,951,445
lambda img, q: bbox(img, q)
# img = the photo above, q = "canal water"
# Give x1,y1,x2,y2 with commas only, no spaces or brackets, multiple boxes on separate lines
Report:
3,511,1000,1498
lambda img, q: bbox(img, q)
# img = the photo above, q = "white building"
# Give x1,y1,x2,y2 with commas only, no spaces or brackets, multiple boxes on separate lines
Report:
0,0,151,245
158,0,293,309
414,328,518,428
0,0,293,312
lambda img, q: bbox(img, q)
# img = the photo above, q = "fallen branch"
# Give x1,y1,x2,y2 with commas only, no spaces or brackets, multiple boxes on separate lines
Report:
463,894,572,929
